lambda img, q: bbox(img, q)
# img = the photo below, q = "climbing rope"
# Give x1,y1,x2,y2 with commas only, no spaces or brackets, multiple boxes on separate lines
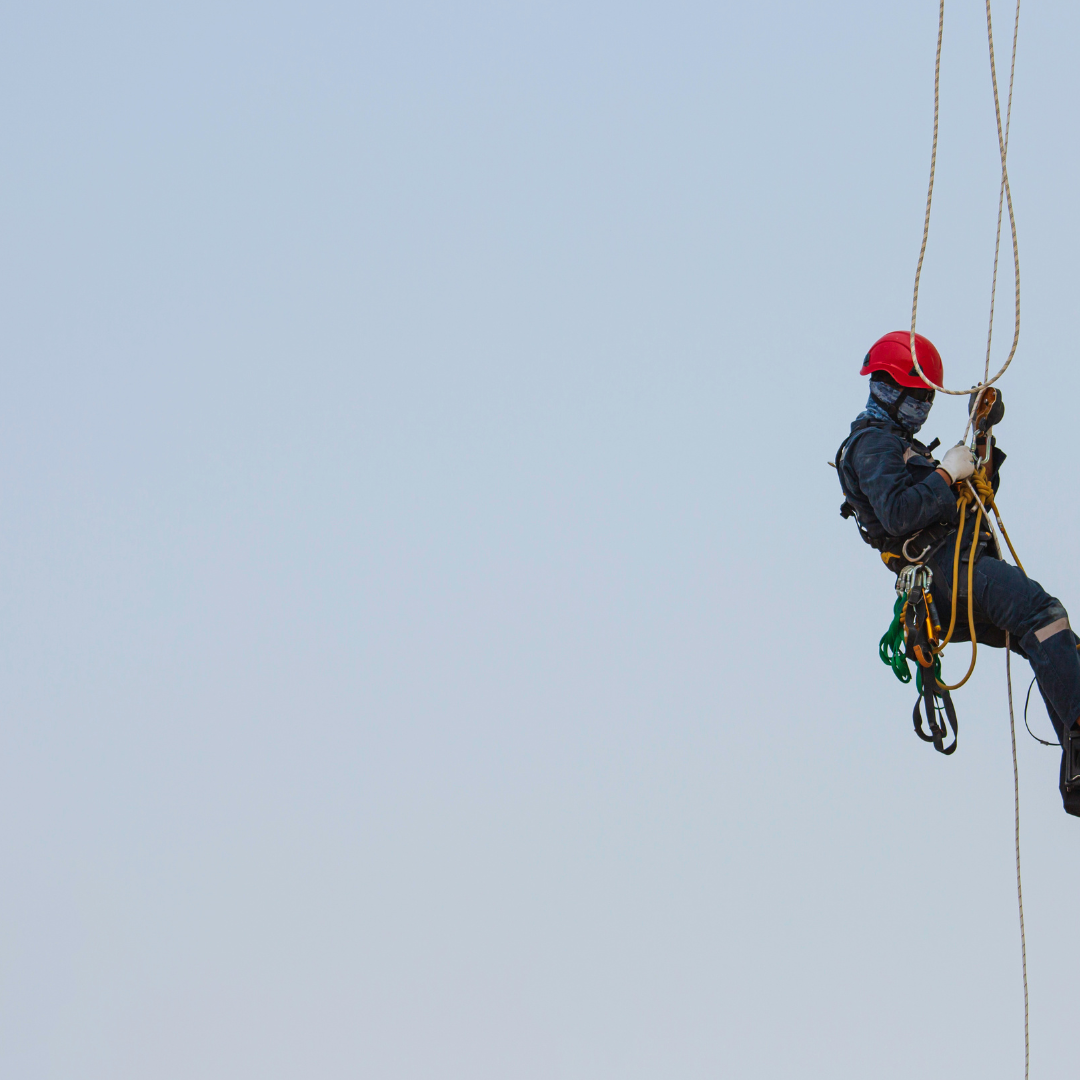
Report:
910,3,1028,1073
983,0,1021,392
935,461,1029,1078
930,462,1023,692
1006,640,1030,1080
909,0,1022,445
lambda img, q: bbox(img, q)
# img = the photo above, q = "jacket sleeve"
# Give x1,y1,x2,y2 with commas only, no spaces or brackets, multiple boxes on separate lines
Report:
849,429,959,537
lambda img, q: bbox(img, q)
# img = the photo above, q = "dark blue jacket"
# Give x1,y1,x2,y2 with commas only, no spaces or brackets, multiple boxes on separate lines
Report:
837,420,958,544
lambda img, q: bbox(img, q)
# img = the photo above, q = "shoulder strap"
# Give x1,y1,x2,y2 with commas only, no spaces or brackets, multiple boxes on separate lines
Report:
835,418,901,473
835,420,905,552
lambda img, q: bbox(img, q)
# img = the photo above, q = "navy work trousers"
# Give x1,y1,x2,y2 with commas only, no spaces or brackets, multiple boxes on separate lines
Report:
928,546,1080,812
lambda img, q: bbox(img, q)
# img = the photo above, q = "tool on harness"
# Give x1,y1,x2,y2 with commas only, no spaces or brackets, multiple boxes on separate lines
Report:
902,564,958,754
877,565,958,754
902,531,934,564
913,653,959,755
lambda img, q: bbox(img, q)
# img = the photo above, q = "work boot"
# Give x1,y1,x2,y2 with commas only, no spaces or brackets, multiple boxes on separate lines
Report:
1061,722,1080,817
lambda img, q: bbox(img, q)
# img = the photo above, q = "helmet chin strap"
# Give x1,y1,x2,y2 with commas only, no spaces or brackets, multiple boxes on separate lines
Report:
886,388,912,424
872,382,914,426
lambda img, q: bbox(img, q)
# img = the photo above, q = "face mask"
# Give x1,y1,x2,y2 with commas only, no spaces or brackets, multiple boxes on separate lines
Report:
896,396,933,432
870,381,933,433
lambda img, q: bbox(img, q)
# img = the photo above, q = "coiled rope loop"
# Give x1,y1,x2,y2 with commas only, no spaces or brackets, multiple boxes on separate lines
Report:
909,0,1022,445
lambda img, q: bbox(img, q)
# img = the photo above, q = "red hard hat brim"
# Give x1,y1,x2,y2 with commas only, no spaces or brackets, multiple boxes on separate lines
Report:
861,331,943,388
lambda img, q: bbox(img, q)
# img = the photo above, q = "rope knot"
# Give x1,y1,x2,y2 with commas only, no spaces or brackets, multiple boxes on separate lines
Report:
957,466,996,510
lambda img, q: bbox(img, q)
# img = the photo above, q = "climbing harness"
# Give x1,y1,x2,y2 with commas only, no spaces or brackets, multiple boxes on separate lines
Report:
870,389,1013,737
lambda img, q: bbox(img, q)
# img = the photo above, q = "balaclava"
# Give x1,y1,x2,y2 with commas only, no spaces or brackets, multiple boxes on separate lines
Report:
862,379,934,434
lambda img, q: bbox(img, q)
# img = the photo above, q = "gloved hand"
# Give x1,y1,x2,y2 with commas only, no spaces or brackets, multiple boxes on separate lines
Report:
967,387,1005,433
939,443,976,484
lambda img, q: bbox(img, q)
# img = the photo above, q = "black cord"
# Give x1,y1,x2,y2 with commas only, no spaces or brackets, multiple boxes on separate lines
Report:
1023,677,1060,747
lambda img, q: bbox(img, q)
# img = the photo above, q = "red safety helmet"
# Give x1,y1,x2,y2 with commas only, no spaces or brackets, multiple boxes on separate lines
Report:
860,331,943,388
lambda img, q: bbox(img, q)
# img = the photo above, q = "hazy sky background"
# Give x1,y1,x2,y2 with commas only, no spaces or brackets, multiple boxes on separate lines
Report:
2,1,1078,1077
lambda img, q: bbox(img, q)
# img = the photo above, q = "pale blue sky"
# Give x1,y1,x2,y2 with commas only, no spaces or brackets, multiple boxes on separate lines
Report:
1,2,1077,1077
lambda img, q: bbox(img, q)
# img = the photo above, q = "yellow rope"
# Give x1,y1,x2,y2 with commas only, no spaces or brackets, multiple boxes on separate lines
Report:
933,486,982,691
931,467,1022,692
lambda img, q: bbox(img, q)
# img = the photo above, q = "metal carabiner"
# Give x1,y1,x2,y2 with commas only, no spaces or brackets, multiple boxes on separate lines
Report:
896,562,934,597
902,531,932,565
896,564,916,596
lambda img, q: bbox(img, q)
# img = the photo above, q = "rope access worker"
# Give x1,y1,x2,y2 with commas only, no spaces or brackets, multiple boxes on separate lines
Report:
836,331,1080,816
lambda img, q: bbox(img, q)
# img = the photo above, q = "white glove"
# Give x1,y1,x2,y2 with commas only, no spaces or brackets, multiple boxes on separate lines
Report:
939,443,975,484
